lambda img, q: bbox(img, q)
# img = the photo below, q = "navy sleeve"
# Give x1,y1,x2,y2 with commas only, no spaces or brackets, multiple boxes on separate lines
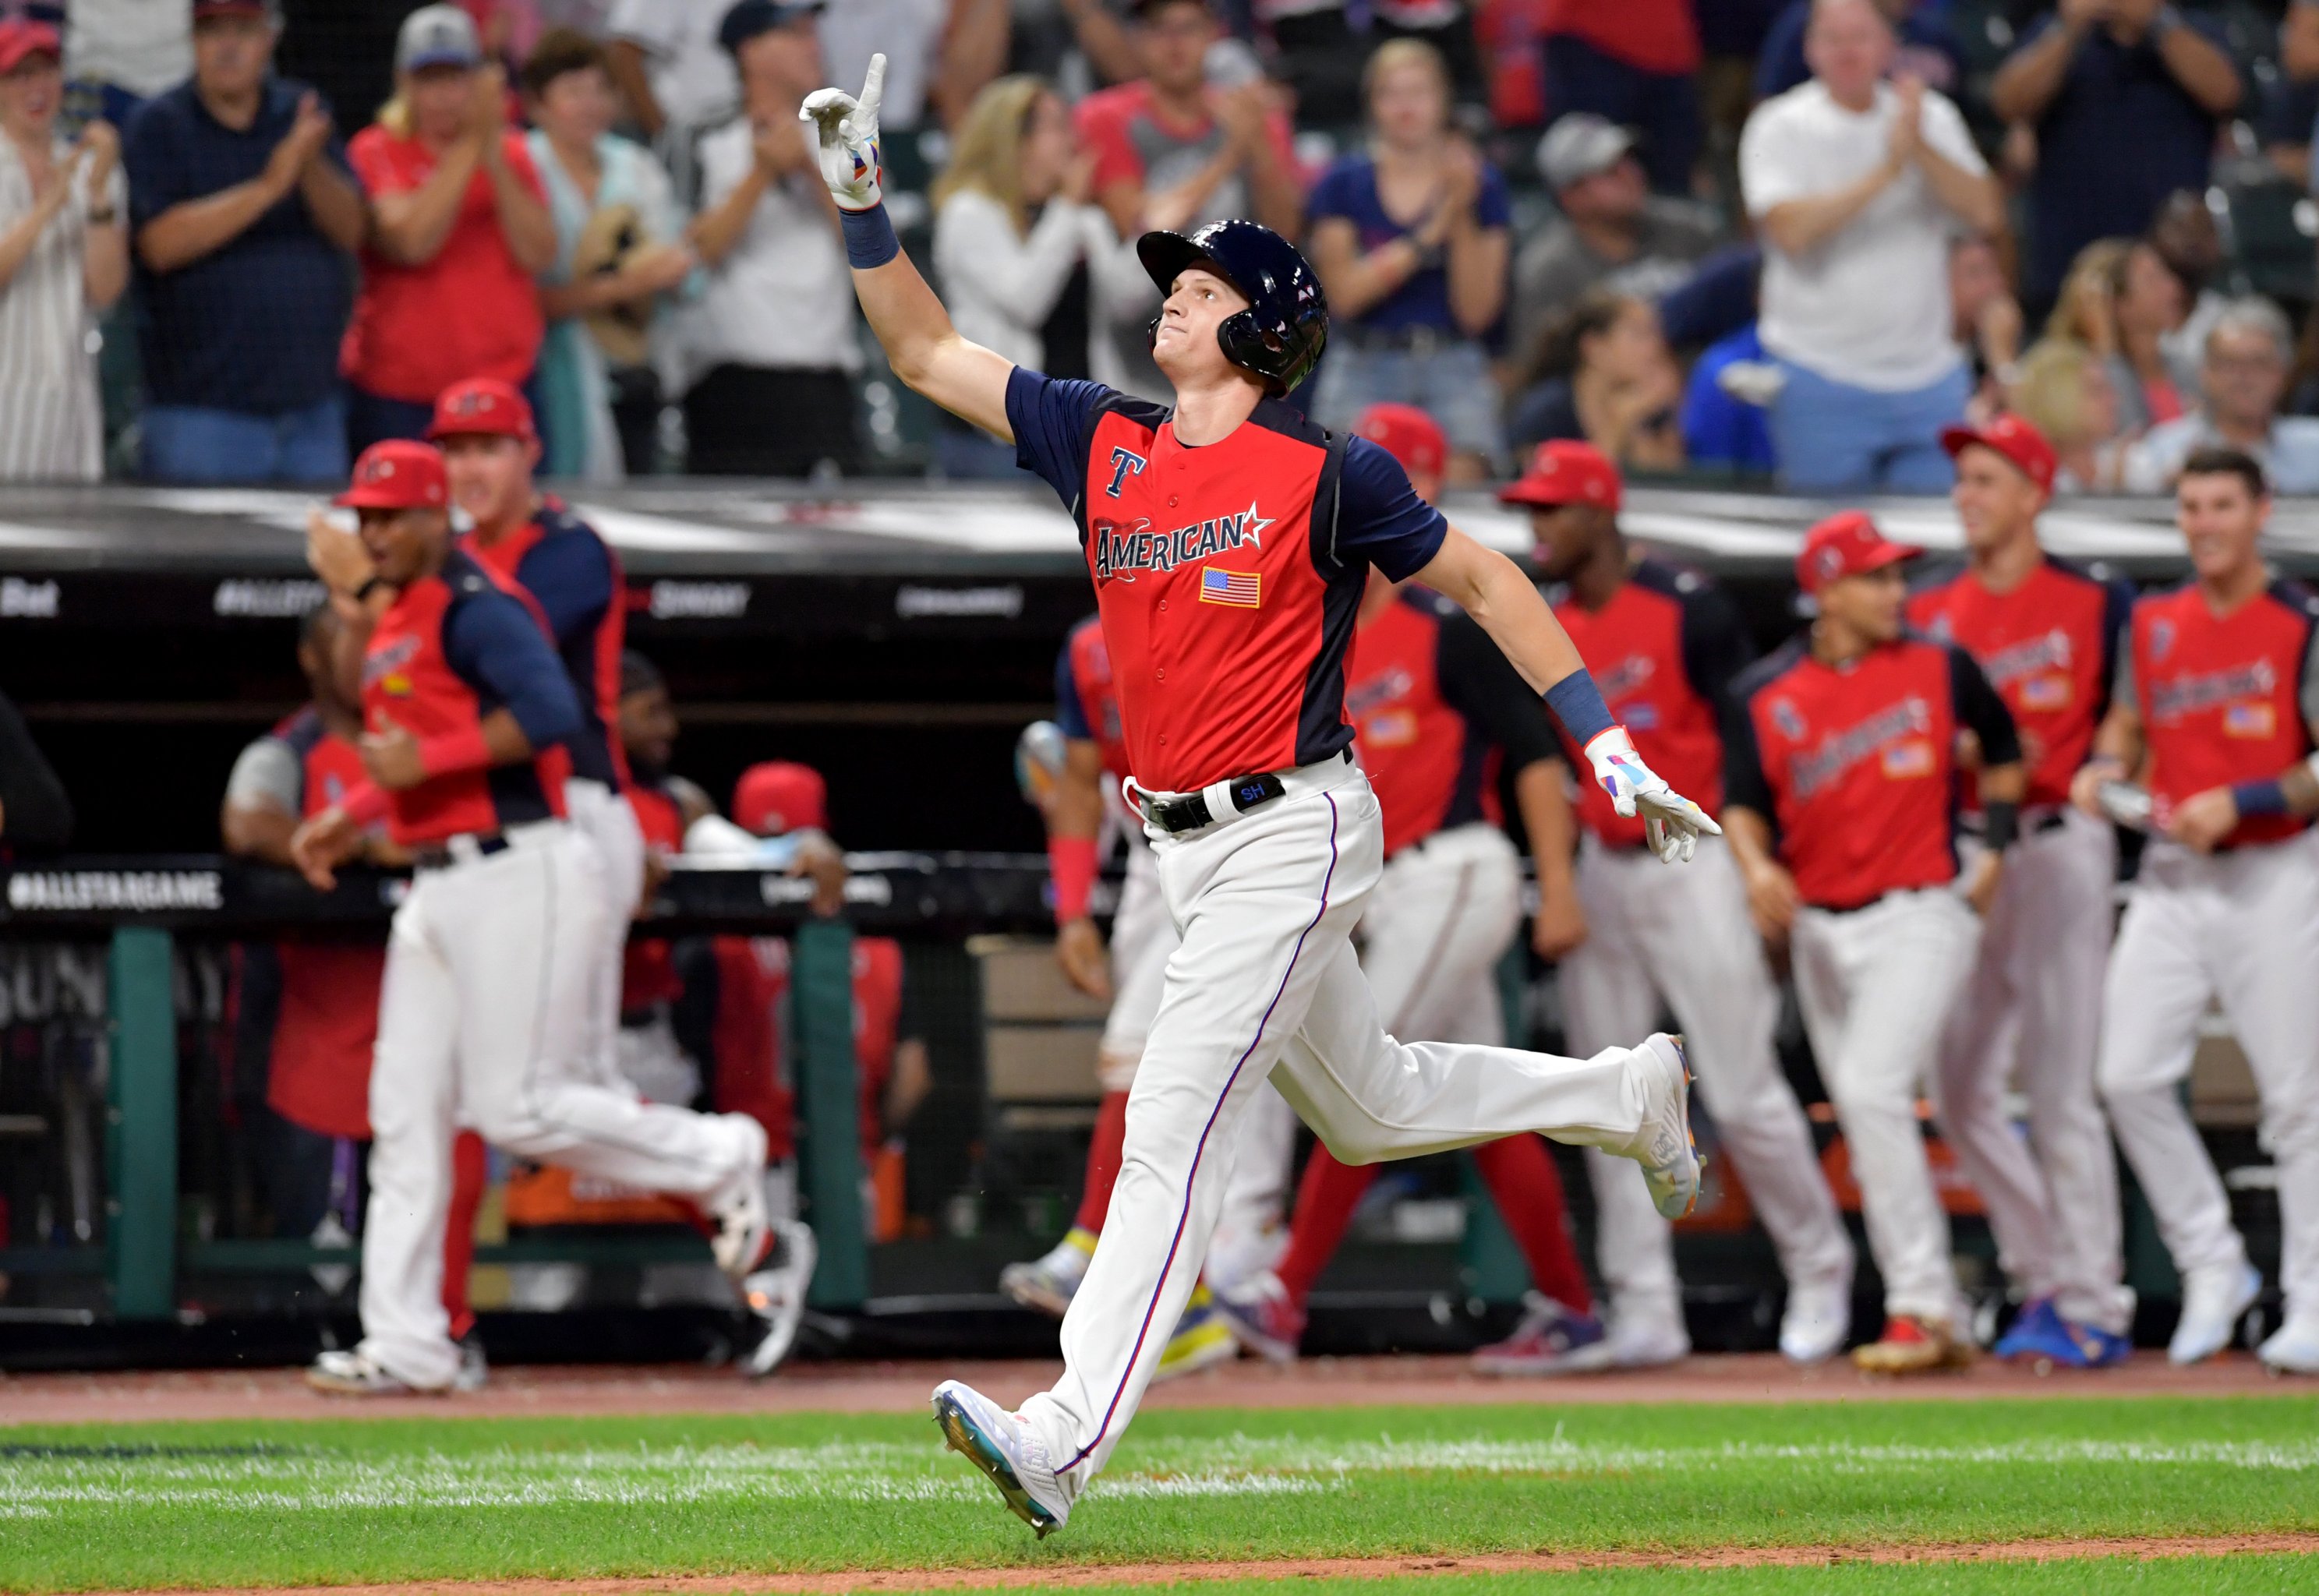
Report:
1720,681,1775,824
1948,646,2022,768
1331,435,1449,582
122,95,189,230
1005,367,1108,507
2098,574,2135,720
1054,639,1093,740
1436,608,1561,774
1475,162,1512,230
1676,577,1756,708
444,588,585,751
1306,156,1363,222
518,530,615,648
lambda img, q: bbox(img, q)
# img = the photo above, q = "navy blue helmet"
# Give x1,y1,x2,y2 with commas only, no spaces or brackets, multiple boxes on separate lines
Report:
1138,220,1330,394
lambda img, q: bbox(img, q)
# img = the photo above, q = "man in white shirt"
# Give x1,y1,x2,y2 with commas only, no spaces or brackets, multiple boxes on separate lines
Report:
606,0,741,144
1739,0,2003,492
2123,297,2319,496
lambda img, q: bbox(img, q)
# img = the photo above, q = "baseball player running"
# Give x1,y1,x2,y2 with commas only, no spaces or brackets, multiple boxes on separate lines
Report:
1724,511,2024,1375
1908,415,2136,1368
2073,448,2319,1375
807,57,1713,1532
292,441,775,1394
1218,404,1609,1376
1511,441,1856,1367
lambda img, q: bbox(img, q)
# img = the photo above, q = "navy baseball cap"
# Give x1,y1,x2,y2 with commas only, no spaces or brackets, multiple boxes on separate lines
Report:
396,4,480,72
719,0,823,54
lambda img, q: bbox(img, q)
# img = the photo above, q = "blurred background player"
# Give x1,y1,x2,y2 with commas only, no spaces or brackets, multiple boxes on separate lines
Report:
2075,450,2319,1375
295,441,773,1394
1724,512,2023,1375
221,602,494,1390
1217,404,1610,1376
1511,440,1856,1368
1909,416,2137,1368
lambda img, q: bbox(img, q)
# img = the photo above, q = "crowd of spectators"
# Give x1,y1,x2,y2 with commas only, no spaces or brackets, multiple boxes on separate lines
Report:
5,0,2319,495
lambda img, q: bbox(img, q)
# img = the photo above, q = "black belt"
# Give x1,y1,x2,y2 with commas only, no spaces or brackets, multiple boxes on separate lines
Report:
1338,322,1458,355
409,833,510,871
1140,749,1349,835
1964,810,2068,840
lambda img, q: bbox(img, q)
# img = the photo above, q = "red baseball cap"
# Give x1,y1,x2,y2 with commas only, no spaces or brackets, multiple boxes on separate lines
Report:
1797,510,1922,595
335,440,451,510
1939,413,2056,495
427,378,537,443
0,19,62,73
1352,403,1448,482
1498,440,1623,512
734,761,827,837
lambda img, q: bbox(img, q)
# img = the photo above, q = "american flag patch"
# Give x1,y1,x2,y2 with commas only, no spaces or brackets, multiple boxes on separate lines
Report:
2224,701,2275,739
1200,567,1261,608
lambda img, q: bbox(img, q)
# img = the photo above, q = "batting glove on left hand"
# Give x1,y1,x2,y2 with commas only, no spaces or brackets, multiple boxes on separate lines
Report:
800,52,885,211
1585,726,1721,864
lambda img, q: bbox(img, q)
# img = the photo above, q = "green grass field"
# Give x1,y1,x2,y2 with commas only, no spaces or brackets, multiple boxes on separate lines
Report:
3,1395,2316,1592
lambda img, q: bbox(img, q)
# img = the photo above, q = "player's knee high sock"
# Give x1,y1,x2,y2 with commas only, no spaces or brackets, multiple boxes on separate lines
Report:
1075,1090,1132,1237
1470,1133,1593,1313
1274,1147,1377,1308
441,1131,488,1343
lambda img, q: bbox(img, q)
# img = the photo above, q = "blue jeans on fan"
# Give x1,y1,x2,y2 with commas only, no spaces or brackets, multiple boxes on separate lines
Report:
1767,359,1972,493
1309,334,1505,465
142,394,349,485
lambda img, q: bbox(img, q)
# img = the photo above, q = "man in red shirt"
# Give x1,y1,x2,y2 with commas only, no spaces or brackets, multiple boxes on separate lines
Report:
814,66,1710,1531
292,441,775,1395
1509,440,1856,1368
2075,448,2319,1376
339,6,554,451
1908,415,2136,1368
1725,510,2024,1375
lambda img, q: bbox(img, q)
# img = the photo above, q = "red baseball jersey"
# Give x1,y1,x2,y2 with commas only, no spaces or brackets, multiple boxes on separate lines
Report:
264,707,387,1142
1055,613,1130,782
1908,556,2131,811
2126,579,2319,848
1727,635,2020,909
465,498,627,789
1549,558,1751,849
1008,369,1448,793
362,548,578,846
620,778,687,1013
1347,590,1561,856
705,935,904,1164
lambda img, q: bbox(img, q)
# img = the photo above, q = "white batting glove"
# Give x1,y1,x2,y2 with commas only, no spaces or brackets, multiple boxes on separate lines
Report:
1584,727,1721,865
800,52,886,212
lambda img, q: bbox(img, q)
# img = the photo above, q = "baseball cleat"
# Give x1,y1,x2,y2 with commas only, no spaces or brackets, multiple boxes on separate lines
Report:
999,1227,1096,1319
1993,1298,2130,1369
1604,1294,1691,1369
1851,1315,1974,1375
741,1220,818,1378
1621,1033,1702,1220
305,1349,440,1397
709,1176,774,1282
931,1379,1069,1537
1213,1269,1306,1365
451,1332,490,1393
1779,1265,1854,1366
2169,1261,2261,1365
1473,1295,1615,1376
1153,1290,1239,1381
2257,1315,2319,1375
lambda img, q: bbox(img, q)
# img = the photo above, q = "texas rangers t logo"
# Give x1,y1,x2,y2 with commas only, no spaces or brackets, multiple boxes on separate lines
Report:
1105,447,1147,498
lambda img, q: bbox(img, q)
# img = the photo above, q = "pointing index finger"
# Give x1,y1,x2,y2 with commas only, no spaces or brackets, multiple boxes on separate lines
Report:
857,53,886,123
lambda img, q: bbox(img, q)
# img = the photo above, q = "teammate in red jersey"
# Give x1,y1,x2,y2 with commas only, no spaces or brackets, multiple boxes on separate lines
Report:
1907,415,2137,1368
1215,404,1604,1376
818,62,1713,1529
1509,440,1855,1368
2073,448,2319,1375
1724,511,2024,1375
292,441,776,1395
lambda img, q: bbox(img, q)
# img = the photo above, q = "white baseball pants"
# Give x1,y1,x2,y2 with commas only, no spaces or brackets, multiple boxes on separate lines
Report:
1789,887,1981,1326
1561,838,1852,1318
1019,759,1655,1492
356,822,764,1389
565,778,649,1090
1362,822,1523,1047
1937,812,2132,1333
2098,835,2319,1326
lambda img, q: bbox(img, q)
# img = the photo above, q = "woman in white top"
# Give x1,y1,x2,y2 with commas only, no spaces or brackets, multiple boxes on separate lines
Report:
521,28,696,481
0,21,128,482
929,73,1117,478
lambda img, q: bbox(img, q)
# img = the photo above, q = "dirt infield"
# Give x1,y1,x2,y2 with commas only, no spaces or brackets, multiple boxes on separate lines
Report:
2,1349,2296,1425
115,1534,2319,1595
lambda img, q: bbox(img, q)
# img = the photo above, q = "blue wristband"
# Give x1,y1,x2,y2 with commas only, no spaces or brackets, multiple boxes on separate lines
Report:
841,203,900,270
2230,778,2289,816
1543,672,1617,749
